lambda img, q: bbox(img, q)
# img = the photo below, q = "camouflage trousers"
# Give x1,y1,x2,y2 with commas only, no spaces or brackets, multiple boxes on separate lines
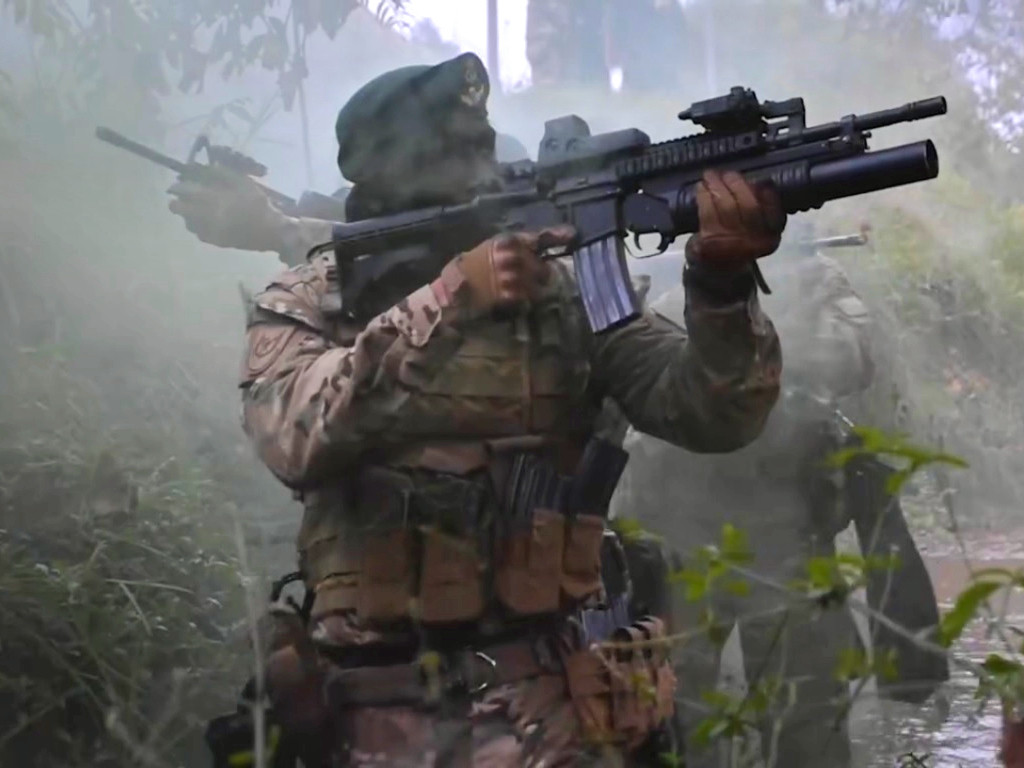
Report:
336,677,631,767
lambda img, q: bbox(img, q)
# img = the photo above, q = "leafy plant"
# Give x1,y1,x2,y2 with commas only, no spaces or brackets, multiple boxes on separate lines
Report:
1,0,409,118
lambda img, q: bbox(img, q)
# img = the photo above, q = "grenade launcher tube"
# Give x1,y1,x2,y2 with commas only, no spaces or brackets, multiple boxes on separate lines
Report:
663,140,939,232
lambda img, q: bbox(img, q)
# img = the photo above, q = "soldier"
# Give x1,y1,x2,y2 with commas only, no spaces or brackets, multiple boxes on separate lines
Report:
210,50,787,767
612,227,876,768
166,130,529,268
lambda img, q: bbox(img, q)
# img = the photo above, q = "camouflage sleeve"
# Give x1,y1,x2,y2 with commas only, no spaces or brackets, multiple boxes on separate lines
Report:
791,256,874,397
588,274,781,453
239,256,465,488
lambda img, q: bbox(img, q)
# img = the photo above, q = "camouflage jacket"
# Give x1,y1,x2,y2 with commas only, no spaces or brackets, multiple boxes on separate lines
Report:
241,241,781,489
240,224,780,628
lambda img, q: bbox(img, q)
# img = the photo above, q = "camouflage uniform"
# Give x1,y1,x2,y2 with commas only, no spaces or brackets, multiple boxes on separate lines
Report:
612,249,872,768
236,53,784,767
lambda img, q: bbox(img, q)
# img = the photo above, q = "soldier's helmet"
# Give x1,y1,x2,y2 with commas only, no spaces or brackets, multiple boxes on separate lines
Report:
335,51,493,183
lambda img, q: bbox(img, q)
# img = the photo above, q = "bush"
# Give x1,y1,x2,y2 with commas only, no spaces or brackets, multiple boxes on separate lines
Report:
0,129,281,767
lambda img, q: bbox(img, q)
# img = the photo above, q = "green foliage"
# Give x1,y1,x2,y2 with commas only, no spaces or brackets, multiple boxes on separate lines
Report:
939,579,1004,648
0,125,277,765
978,653,1024,704
670,523,752,604
0,353,249,766
1,0,407,121
692,679,795,748
790,552,901,609
611,516,658,544
836,0,1024,153
828,425,969,495
834,646,899,684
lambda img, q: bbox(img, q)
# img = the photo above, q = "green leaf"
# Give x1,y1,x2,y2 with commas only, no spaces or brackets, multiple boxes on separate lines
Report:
723,578,750,597
692,716,727,747
706,620,731,649
981,653,1023,676
939,580,1002,646
806,557,836,590
720,523,752,564
834,647,870,682
611,517,650,543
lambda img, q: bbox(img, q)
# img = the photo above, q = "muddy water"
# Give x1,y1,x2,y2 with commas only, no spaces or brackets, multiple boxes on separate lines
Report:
849,533,1024,768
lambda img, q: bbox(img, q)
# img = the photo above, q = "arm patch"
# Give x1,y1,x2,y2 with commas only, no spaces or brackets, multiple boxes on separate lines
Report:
242,324,301,383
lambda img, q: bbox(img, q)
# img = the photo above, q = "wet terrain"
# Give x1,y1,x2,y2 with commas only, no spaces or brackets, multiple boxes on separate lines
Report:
850,529,1024,767
711,523,1023,767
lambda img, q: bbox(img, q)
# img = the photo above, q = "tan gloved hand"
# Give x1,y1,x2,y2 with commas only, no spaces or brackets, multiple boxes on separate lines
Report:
167,164,289,252
685,169,787,270
441,225,577,313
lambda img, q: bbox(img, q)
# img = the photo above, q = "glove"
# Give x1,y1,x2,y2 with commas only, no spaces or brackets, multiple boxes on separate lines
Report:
685,169,787,270
167,164,289,252
439,225,577,314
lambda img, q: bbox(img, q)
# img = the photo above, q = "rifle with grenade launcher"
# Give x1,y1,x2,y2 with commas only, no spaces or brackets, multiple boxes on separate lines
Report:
309,86,947,333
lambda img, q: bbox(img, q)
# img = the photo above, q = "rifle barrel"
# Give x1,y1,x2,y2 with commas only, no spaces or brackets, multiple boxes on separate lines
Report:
96,126,300,213
95,127,188,174
799,96,947,143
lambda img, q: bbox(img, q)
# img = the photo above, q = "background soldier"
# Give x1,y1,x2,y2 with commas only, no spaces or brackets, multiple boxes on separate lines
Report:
166,130,530,268
214,51,787,766
612,225,876,768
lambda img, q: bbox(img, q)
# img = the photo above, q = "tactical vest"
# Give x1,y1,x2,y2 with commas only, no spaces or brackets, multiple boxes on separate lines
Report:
297,261,612,632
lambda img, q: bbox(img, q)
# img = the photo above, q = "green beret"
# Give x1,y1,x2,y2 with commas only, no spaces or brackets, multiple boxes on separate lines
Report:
335,52,490,183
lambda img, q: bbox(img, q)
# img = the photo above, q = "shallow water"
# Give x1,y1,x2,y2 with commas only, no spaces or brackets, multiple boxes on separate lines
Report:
848,542,1024,768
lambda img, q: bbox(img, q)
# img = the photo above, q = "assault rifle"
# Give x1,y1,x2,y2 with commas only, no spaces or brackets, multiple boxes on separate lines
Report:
311,86,946,333
95,127,348,221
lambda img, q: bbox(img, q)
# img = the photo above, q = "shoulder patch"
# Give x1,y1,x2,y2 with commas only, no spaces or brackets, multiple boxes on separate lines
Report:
243,324,300,381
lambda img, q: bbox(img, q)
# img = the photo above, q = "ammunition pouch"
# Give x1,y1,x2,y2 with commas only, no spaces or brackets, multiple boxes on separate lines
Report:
494,506,566,615
305,469,487,626
561,616,676,750
303,438,629,628
494,440,628,617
